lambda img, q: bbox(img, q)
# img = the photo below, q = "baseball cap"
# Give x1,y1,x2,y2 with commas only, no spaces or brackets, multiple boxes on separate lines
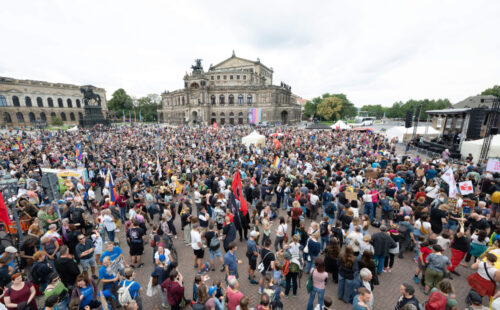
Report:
159,254,166,262
208,285,217,297
5,246,17,254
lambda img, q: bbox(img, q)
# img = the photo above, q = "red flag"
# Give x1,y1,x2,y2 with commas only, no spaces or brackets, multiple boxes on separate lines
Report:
232,171,248,216
213,122,218,130
273,138,280,149
18,142,22,153
0,192,11,227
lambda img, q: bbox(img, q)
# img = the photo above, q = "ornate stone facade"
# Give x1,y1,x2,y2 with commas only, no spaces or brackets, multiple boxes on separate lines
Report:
0,76,108,127
158,53,301,125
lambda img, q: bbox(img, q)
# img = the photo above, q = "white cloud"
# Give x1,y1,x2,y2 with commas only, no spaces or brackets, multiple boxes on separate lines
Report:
1,0,499,106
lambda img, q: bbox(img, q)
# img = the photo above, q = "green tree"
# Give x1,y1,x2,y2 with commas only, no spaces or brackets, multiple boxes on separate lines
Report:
361,104,385,119
137,94,162,122
481,85,500,98
304,93,356,120
303,101,316,118
50,116,63,126
107,89,134,112
316,97,343,121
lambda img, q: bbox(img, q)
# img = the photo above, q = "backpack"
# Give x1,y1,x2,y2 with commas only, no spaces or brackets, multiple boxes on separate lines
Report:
325,203,334,215
30,262,43,285
70,207,83,222
209,233,220,250
118,281,135,305
381,199,392,212
398,223,409,236
320,222,328,237
424,291,447,310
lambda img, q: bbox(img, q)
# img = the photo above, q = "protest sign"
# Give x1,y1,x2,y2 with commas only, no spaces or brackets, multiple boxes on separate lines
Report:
486,158,500,173
459,181,474,195
346,191,358,201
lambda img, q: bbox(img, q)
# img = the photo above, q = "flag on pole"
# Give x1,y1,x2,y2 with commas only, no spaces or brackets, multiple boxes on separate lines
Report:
106,170,117,205
134,111,137,123
17,141,22,153
0,192,11,227
231,170,248,216
273,156,281,169
122,111,125,122
156,157,162,178
75,143,82,161
139,111,142,122
441,168,458,197
129,111,131,123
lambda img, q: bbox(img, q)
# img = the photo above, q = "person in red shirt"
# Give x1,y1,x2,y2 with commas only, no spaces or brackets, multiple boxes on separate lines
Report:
291,201,303,235
162,270,189,310
414,187,427,202
413,238,436,284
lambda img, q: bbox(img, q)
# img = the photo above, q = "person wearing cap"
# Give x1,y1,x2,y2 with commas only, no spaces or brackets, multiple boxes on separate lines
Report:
151,254,169,308
205,284,224,310
246,230,259,284
1,246,18,273
468,290,489,309
371,225,396,274
424,244,450,294
0,255,13,288
394,283,420,310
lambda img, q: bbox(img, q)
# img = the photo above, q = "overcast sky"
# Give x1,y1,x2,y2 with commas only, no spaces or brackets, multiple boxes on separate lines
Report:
1,0,499,106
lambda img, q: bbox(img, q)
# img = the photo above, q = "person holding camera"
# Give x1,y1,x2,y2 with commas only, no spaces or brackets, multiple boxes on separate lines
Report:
163,270,190,310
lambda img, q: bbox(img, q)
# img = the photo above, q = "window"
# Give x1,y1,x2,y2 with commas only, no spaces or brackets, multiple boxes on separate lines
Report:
237,75,240,80
211,95,216,105
12,96,20,107
0,95,6,107
40,112,46,121
70,112,75,121
50,112,56,118
247,95,252,104
78,112,83,120
28,112,35,123
229,94,234,105
58,98,63,108
76,99,81,108
238,95,243,105
456,118,463,129
60,112,67,121
25,96,32,107
223,75,227,80
3,112,12,123
217,75,220,80
219,95,225,105
36,97,43,107
67,99,73,108
16,112,24,123
211,76,214,80
243,75,246,80
48,97,54,107
230,75,233,80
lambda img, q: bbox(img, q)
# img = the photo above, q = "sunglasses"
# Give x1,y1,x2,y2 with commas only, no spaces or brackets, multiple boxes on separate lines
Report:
78,237,85,241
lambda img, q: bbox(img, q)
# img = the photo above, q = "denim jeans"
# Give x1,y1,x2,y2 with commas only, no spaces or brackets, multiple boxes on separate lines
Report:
213,298,224,310
106,229,115,242
307,286,325,310
320,235,330,251
374,254,385,274
337,274,354,303
364,202,374,222
305,255,318,274
120,207,127,222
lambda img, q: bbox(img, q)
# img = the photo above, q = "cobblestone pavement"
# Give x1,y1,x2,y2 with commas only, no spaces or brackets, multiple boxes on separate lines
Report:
111,206,479,310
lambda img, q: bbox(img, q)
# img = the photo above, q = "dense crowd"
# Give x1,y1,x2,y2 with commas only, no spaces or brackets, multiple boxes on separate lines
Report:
0,124,499,310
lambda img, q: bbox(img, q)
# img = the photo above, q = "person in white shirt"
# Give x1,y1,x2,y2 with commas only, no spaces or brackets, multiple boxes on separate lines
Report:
274,216,288,252
347,226,364,256
191,223,205,275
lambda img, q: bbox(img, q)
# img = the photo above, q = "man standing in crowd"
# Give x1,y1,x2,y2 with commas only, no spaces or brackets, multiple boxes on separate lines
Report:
75,234,97,279
127,219,145,268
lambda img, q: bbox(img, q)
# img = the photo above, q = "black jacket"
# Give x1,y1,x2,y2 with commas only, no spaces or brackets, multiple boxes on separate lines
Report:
54,256,80,288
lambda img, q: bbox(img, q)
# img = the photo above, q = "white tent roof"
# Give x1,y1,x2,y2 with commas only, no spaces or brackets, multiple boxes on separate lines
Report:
242,130,265,147
330,120,351,130
67,126,78,132
461,134,500,164
385,126,440,143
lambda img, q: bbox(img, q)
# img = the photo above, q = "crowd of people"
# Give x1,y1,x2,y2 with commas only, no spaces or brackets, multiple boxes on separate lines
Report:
0,123,499,310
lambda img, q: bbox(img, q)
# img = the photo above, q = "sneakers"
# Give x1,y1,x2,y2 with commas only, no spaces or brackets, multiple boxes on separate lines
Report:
284,295,289,299
258,288,263,295
414,275,419,284
450,270,460,276
197,270,206,275
115,229,120,233
387,268,392,272
383,268,387,273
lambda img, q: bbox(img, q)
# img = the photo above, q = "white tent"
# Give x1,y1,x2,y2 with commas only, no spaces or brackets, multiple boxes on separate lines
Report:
67,126,78,132
242,131,265,147
330,120,351,130
385,126,440,143
461,134,500,164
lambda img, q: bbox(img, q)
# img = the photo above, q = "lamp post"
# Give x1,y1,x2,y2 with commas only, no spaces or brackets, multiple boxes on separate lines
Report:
0,176,23,245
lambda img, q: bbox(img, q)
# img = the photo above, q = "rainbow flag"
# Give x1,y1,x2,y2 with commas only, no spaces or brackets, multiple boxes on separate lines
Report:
76,143,82,160
105,169,117,205
273,156,281,169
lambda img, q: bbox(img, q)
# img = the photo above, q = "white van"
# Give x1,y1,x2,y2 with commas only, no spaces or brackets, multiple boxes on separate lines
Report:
352,117,375,126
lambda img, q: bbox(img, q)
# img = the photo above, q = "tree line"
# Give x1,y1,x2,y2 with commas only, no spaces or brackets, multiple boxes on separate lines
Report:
107,89,162,122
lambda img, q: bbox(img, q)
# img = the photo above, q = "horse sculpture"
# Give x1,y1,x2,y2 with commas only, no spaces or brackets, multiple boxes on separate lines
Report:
80,86,102,106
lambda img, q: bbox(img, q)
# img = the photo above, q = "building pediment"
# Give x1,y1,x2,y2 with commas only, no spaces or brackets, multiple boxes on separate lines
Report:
211,56,257,71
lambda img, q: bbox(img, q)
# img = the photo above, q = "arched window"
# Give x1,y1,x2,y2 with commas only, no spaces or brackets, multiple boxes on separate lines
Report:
238,112,244,125
211,95,216,105
58,98,64,108
50,112,56,118
229,95,234,105
70,112,75,121
40,112,46,121
67,99,73,108
25,96,32,107
247,95,252,104
219,95,225,105
0,95,7,107
3,112,12,123
238,95,243,105
47,97,54,107
229,112,234,116
12,96,20,107
78,112,83,120
16,112,24,123
61,112,67,121
36,97,43,107
28,112,36,123
76,99,81,108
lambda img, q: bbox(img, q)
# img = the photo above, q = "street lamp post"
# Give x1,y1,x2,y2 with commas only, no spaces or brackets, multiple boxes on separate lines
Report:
0,176,23,245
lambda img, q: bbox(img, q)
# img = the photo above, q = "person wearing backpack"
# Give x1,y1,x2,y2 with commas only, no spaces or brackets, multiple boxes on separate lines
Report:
398,216,416,259
205,222,224,272
30,251,53,291
319,217,331,252
424,280,457,310
118,268,142,310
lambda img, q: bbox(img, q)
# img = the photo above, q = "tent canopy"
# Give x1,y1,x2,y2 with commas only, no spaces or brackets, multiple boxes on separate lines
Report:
67,126,78,132
385,126,440,143
331,120,351,130
242,130,265,147
461,134,500,164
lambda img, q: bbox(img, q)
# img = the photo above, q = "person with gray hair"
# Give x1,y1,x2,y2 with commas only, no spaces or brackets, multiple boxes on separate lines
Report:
227,277,243,310
355,268,373,309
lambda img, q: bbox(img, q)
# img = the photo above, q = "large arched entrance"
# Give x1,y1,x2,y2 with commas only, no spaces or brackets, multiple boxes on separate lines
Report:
191,111,198,125
281,110,288,125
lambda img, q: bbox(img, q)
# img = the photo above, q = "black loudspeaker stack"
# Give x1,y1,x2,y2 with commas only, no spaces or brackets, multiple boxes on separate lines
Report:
466,108,487,140
405,111,413,128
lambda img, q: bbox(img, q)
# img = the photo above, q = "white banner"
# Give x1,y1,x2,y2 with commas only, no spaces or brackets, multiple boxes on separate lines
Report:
459,181,474,195
486,159,500,173
441,168,458,197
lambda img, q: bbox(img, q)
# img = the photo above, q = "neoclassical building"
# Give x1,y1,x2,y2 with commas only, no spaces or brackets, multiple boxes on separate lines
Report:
0,76,108,127
158,53,301,125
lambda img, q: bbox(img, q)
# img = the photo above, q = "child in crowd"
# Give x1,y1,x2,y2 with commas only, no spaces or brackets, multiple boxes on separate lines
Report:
436,232,451,252
414,239,436,284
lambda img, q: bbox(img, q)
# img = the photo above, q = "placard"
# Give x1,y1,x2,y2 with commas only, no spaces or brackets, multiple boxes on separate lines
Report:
366,169,378,179
447,197,457,211
486,159,500,173
459,181,474,195
462,199,475,215
346,191,358,201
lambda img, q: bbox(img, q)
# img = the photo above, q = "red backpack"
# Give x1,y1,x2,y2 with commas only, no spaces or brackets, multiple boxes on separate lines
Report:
425,291,447,310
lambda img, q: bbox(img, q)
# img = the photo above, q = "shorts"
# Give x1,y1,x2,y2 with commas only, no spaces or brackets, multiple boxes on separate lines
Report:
445,220,457,231
194,249,205,259
249,256,257,271
80,256,96,271
424,268,444,288
209,248,222,260
129,244,144,256
261,270,271,277
217,223,223,231
382,210,394,220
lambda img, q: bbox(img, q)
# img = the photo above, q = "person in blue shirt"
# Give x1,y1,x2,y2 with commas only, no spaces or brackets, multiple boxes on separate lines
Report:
119,268,142,310
393,175,405,190
353,287,372,310
72,274,100,309
100,242,129,272
426,166,438,180
224,242,241,280
322,188,333,218
99,256,119,292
